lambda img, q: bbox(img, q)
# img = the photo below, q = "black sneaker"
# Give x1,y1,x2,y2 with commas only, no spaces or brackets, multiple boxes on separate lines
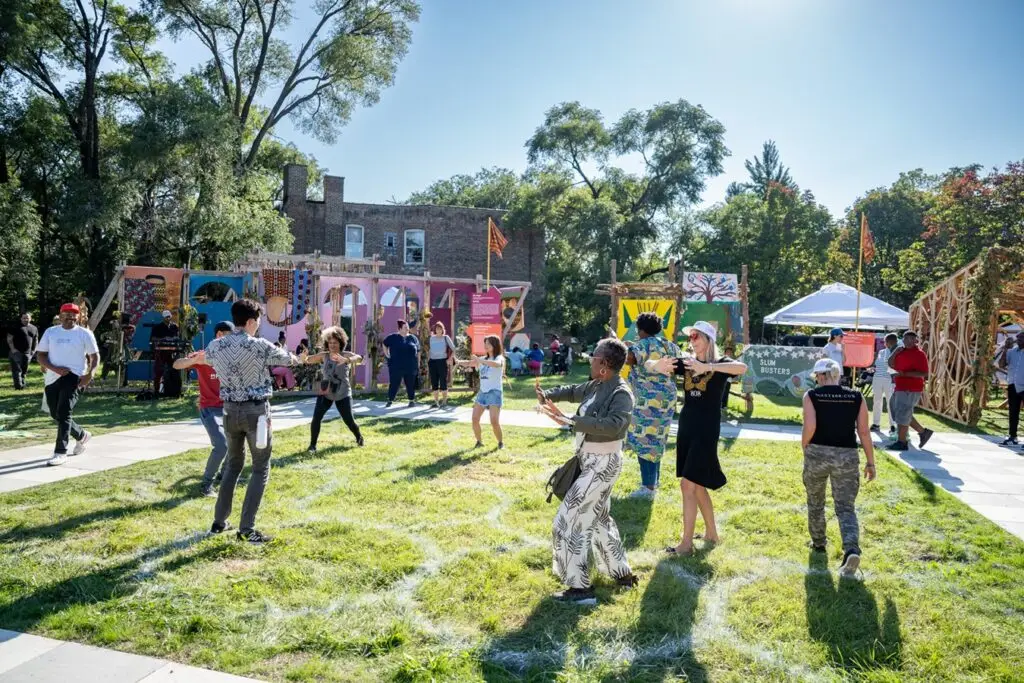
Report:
356,436,364,447
1000,437,1019,446
809,542,827,553
307,445,317,454
919,429,934,449
553,587,597,605
200,482,216,498
870,424,880,432
497,442,505,450
888,441,909,451
615,574,639,590
210,521,233,534
385,401,393,408
839,549,861,578
237,529,273,545
408,401,415,408
889,426,897,435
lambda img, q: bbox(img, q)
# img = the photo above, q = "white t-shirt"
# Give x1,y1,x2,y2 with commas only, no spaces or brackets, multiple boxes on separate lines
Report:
37,325,99,377
478,356,505,393
823,342,844,366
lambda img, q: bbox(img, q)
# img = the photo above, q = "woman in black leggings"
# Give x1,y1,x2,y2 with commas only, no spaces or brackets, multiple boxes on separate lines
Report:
302,326,364,452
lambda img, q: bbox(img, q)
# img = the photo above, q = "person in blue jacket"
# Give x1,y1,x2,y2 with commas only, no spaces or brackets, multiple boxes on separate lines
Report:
383,320,420,407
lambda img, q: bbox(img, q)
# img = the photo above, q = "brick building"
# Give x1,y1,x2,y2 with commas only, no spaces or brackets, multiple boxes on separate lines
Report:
281,164,546,336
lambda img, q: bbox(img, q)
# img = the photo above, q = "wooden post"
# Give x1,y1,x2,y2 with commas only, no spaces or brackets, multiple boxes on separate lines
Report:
741,264,753,412
475,274,483,293
502,285,530,339
371,276,381,390
674,258,686,344
89,265,125,332
609,260,619,334
116,261,127,390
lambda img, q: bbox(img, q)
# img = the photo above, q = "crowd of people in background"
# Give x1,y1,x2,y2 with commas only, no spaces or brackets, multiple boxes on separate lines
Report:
6,300,1024,603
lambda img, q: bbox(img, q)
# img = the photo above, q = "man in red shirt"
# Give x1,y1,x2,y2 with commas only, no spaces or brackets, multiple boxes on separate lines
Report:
887,331,934,451
174,321,233,496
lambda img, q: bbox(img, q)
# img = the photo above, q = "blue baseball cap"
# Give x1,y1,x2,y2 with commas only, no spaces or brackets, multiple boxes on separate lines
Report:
830,328,844,338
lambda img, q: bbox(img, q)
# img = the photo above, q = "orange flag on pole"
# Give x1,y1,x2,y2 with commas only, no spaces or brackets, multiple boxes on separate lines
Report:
860,212,875,264
488,216,508,259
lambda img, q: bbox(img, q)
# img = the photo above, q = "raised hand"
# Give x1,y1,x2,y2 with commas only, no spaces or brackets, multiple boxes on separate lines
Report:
652,356,676,375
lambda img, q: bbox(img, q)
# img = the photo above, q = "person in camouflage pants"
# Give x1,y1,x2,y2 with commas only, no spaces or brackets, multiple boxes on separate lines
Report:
802,443,861,552
801,358,876,578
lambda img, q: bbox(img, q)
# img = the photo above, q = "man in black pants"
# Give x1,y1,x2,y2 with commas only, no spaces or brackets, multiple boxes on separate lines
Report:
204,299,298,544
35,304,99,466
382,320,420,408
998,331,1024,447
7,312,38,390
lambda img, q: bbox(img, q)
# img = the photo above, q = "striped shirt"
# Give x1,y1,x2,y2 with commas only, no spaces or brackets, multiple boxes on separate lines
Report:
204,330,294,402
874,347,894,375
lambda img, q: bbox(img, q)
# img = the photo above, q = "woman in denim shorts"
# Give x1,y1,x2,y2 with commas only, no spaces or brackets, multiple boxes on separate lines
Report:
457,335,506,449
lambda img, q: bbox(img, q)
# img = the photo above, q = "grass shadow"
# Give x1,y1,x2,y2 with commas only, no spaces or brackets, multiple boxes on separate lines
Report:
0,535,223,633
0,476,198,544
601,549,714,682
481,596,593,682
402,447,484,480
804,551,903,673
610,495,655,551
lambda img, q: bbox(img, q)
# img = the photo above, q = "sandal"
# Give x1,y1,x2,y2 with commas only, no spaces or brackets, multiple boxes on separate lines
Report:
665,545,694,556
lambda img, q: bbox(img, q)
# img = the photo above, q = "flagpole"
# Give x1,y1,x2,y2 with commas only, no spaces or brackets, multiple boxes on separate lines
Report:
855,212,864,332
486,218,492,289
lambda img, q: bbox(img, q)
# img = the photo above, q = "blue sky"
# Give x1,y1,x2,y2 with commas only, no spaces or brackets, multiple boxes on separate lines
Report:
161,0,1024,217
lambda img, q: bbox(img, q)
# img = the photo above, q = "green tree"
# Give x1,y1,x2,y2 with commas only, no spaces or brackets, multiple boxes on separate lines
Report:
727,140,795,198
151,0,420,173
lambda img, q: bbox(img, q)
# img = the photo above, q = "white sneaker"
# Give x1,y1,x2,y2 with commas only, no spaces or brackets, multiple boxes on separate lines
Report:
47,453,68,467
72,431,92,456
839,551,861,579
629,487,656,499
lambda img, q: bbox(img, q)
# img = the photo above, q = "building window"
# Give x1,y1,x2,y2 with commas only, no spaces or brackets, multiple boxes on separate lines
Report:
404,229,425,265
345,225,364,259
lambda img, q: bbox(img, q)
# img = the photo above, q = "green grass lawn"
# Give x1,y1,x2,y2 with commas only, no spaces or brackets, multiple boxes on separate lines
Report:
0,417,1021,681
0,372,197,451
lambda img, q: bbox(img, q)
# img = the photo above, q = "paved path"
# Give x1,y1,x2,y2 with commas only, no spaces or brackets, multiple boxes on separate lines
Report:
0,400,1022,681
0,629,261,682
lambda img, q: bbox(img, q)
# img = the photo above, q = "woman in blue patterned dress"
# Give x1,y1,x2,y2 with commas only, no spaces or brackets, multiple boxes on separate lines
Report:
624,312,680,498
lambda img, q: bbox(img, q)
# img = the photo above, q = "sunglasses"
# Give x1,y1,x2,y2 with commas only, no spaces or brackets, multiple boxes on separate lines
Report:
688,332,702,341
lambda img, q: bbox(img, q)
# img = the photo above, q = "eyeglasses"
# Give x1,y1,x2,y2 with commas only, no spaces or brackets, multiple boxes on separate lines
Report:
688,332,701,341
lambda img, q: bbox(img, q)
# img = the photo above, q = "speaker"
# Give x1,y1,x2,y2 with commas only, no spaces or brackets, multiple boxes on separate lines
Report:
197,313,208,325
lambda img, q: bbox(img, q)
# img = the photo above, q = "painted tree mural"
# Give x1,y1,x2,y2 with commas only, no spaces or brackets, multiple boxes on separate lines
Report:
684,272,739,302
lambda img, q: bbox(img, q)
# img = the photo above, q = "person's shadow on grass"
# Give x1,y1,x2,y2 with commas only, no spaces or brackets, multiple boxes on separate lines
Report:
804,551,903,673
480,594,592,681
601,549,713,683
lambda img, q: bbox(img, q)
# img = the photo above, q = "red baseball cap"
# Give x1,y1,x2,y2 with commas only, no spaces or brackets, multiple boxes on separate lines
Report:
60,303,80,314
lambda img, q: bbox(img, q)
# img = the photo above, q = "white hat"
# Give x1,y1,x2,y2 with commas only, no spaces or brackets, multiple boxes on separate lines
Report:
813,358,841,375
682,321,717,345
162,310,172,318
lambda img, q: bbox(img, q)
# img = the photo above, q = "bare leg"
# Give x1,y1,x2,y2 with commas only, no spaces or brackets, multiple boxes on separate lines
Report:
471,403,484,444
694,486,719,542
898,425,910,443
488,406,503,444
909,416,924,433
675,478,698,553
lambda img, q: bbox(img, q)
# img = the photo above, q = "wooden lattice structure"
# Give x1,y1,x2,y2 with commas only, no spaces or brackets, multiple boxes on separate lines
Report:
910,250,1024,425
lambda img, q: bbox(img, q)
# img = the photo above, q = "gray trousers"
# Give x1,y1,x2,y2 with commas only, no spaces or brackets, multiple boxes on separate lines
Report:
214,401,272,534
10,351,29,389
802,443,860,553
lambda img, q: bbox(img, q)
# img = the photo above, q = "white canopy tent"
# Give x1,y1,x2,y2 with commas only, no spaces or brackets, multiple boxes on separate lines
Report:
764,283,910,330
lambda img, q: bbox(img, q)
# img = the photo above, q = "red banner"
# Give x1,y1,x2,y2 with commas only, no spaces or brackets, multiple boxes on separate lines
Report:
843,332,876,368
469,323,503,355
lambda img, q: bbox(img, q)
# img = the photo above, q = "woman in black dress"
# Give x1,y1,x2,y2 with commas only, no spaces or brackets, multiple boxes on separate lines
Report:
652,321,747,555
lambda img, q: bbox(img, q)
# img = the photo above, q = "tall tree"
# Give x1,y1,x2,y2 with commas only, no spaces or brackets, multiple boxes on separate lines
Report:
152,0,420,173
727,140,795,199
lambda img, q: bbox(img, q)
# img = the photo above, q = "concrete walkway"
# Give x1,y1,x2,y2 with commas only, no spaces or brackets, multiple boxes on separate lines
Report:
0,629,261,682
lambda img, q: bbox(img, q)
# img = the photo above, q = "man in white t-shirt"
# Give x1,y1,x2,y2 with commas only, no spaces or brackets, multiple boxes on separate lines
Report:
35,303,100,466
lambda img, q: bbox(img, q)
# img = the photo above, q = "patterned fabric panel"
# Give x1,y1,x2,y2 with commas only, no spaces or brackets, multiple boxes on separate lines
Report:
262,268,293,299
291,269,313,324
124,279,156,326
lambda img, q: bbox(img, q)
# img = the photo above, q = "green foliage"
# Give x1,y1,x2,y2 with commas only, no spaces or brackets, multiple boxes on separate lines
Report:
726,140,795,198
0,181,42,308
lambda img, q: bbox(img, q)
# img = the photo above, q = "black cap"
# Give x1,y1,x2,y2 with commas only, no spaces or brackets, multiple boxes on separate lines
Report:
214,321,235,334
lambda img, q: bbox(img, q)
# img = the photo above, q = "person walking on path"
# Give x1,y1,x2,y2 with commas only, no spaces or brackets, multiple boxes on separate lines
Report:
456,335,506,449
382,320,420,407
173,321,233,496
302,325,364,452
998,331,1024,447
537,338,639,605
7,312,38,390
204,299,298,544
652,321,747,555
427,322,456,408
623,312,680,498
887,331,934,451
802,358,876,578
870,334,899,434
35,303,98,466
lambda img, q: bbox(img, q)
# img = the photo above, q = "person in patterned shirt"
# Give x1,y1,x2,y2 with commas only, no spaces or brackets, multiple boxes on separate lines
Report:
204,299,298,544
